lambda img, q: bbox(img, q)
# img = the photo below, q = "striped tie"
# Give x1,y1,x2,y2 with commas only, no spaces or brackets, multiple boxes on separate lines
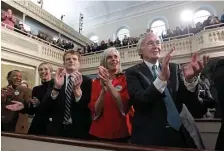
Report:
64,75,73,123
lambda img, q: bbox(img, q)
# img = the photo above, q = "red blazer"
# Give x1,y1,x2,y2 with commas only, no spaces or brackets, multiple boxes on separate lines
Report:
88,74,130,139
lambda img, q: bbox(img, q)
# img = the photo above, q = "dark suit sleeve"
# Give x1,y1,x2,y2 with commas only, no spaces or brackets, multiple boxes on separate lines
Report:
25,87,38,115
125,67,164,106
75,76,92,107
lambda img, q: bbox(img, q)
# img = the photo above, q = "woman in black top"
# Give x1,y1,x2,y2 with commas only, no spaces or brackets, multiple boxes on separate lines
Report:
28,62,54,135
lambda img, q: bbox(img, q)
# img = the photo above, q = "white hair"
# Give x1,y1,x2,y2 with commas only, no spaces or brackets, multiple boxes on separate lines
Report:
137,32,160,58
100,47,122,73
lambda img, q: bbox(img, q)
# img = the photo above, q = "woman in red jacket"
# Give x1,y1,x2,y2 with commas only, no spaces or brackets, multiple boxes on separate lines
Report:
89,47,130,143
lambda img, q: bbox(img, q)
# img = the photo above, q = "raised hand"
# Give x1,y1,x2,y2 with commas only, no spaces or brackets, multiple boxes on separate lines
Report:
159,48,175,81
98,66,111,86
54,67,66,89
5,101,24,111
71,71,83,89
1,86,14,101
183,53,209,80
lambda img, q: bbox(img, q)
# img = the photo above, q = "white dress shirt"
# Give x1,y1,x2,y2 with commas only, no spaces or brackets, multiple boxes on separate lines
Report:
51,73,82,102
143,60,198,93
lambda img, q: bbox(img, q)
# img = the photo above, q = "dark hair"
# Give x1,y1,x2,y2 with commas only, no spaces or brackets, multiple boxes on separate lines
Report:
7,70,20,79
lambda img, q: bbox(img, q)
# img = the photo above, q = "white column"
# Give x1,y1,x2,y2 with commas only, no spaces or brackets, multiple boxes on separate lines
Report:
22,13,26,23
35,67,39,86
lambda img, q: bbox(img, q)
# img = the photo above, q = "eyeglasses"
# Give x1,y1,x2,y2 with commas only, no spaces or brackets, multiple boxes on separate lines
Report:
147,40,161,47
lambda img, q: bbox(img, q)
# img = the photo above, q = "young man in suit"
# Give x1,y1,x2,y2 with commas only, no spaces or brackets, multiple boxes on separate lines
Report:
2,70,32,132
40,50,92,139
125,32,208,148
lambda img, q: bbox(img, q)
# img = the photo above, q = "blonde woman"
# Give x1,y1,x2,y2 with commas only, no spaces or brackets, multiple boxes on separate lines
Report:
27,62,54,134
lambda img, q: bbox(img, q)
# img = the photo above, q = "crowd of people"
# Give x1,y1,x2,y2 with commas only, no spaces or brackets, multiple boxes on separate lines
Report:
1,9,75,51
2,32,224,150
83,15,224,54
2,8,224,56
162,15,224,40
83,36,139,54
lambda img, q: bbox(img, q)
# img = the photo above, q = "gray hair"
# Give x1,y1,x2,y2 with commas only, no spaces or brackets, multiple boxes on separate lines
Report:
100,47,122,73
137,32,160,58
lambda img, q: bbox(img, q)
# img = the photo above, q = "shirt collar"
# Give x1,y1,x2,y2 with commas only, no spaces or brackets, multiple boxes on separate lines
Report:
143,60,159,70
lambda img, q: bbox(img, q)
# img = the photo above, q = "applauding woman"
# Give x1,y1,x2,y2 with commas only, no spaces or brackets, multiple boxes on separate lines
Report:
88,47,130,143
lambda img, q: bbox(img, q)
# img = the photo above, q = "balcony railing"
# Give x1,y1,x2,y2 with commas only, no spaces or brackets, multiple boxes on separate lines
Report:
3,0,91,46
1,23,224,72
1,24,64,66
80,26,224,70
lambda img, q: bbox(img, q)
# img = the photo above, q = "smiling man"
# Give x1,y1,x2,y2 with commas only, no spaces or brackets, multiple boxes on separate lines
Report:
125,32,208,148
1,70,31,132
35,50,92,139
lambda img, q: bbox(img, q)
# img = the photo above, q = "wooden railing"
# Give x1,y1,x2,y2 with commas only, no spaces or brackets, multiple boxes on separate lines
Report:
1,132,214,151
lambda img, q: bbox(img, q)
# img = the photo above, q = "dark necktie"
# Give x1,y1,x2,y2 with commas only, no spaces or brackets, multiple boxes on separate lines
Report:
64,76,73,123
152,65,181,131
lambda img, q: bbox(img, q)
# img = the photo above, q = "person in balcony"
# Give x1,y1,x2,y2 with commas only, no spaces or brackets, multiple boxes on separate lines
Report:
125,32,208,148
2,70,31,132
14,21,28,36
107,39,114,47
114,37,121,47
88,47,130,143
122,35,129,47
100,40,107,51
1,9,16,30
221,10,224,23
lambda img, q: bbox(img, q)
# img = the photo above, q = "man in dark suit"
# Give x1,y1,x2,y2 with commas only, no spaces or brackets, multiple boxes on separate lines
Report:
214,58,224,151
41,50,92,139
125,32,208,148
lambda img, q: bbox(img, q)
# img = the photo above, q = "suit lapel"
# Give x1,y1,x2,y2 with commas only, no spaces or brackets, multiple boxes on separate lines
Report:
138,62,154,83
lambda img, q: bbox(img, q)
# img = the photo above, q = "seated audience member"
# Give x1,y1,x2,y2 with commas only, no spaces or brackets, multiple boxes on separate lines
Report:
125,32,207,148
213,58,224,151
89,47,130,143
2,70,31,132
1,9,16,30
